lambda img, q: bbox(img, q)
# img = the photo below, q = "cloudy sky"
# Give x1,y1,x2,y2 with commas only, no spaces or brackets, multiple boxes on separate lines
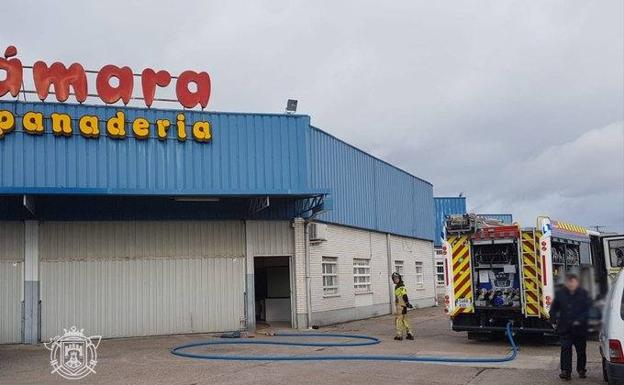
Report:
3,0,623,231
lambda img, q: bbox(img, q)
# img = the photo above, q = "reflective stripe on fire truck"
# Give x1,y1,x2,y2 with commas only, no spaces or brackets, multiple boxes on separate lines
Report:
521,230,542,317
448,234,474,316
442,241,455,315
539,232,554,317
553,221,587,234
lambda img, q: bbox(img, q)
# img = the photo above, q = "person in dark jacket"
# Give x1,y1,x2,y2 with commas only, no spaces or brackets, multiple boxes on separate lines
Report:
549,272,592,381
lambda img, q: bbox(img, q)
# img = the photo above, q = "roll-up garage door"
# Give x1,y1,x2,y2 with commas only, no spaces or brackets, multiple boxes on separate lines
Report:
39,221,245,340
0,222,24,344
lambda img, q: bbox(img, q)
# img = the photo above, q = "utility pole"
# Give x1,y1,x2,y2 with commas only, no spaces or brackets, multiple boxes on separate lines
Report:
590,225,607,233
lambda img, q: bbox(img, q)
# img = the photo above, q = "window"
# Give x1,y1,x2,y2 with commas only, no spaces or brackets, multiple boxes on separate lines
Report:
435,261,445,286
608,239,624,268
322,257,339,295
415,261,424,289
394,260,404,275
353,259,371,293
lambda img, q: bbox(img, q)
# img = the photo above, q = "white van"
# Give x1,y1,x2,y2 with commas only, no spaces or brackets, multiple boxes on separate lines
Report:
601,270,624,384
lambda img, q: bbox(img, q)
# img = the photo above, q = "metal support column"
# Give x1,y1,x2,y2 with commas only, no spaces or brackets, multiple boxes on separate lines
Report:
23,220,39,344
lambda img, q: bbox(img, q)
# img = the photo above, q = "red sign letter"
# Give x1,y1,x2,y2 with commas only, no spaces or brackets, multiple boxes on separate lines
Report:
141,68,171,108
33,62,87,103
0,46,23,98
96,65,134,105
176,71,210,109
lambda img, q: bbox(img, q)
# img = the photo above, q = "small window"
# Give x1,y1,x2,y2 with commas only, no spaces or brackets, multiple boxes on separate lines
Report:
394,260,404,275
435,261,445,285
415,261,424,289
608,239,624,268
353,259,371,293
322,257,339,295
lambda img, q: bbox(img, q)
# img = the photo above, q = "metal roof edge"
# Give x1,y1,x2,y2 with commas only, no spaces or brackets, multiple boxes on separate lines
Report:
0,99,312,120
308,125,433,187
0,187,330,196
434,196,466,200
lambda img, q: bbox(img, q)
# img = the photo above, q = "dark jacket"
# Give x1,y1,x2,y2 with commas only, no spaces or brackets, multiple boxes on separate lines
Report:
549,287,591,335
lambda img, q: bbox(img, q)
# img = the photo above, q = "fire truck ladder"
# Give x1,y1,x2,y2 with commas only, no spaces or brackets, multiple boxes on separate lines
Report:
520,229,542,317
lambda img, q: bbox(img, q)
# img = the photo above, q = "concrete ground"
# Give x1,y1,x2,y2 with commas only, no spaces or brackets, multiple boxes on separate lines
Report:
0,306,604,385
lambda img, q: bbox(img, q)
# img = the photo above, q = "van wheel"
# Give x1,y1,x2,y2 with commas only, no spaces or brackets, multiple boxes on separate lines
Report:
602,357,608,382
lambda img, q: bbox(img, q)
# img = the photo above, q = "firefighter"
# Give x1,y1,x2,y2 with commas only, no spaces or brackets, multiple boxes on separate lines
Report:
392,272,414,340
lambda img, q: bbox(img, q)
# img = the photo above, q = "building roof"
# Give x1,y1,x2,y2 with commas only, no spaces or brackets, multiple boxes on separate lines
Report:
0,100,435,241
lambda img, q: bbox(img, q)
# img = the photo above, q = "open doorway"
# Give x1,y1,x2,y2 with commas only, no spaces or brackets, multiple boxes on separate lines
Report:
254,256,292,328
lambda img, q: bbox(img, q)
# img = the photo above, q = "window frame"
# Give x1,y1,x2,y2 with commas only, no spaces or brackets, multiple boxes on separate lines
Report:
435,260,445,286
353,258,372,293
321,257,339,296
607,239,624,268
394,260,404,275
415,261,425,289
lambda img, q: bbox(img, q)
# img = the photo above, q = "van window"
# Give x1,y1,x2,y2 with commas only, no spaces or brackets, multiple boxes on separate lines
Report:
608,239,624,268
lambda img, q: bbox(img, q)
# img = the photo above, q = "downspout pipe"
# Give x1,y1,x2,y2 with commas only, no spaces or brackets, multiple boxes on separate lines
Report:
302,209,327,329
386,234,394,314
304,221,312,329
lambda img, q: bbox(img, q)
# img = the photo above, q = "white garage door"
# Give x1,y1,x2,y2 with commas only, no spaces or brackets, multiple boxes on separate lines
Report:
39,221,246,340
0,222,24,344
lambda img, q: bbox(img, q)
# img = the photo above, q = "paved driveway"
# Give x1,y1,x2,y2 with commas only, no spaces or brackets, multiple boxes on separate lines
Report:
0,306,604,385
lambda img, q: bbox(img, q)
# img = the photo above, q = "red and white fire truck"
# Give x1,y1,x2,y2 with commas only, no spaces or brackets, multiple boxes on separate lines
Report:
442,214,619,338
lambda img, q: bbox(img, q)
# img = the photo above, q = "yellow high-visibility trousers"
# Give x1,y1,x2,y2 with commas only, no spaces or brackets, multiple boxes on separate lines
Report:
395,305,411,337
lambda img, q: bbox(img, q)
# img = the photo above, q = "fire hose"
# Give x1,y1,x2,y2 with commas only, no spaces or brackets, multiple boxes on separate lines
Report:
170,321,517,363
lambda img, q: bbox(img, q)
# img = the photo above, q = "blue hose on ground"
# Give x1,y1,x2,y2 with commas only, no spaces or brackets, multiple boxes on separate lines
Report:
171,322,517,363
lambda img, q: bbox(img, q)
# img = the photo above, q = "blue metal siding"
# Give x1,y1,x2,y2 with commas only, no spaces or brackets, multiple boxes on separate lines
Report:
413,181,435,241
1,101,435,240
307,127,434,241
478,214,513,224
0,101,312,195
434,197,467,246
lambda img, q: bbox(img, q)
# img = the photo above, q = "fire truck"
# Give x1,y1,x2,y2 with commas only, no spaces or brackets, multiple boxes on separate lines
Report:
442,214,611,337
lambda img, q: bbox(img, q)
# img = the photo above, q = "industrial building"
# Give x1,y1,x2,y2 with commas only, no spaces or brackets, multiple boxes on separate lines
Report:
0,100,436,344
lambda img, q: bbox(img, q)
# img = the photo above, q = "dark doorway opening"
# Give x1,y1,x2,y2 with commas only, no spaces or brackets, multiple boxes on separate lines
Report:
254,256,292,327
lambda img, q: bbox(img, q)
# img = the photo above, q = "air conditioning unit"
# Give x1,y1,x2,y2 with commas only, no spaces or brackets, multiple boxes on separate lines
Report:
309,223,328,242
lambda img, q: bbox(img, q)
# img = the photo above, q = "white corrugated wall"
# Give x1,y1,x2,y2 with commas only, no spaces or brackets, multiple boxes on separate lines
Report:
0,262,22,343
246,221,294,257
0,222,24,344
39,221,245,339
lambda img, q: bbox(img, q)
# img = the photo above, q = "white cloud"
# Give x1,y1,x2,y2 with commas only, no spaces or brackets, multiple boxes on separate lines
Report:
1,0,623,232
474,122,624,230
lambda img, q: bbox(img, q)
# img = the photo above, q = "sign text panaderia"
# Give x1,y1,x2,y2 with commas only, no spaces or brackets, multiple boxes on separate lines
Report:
0,108,211,142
